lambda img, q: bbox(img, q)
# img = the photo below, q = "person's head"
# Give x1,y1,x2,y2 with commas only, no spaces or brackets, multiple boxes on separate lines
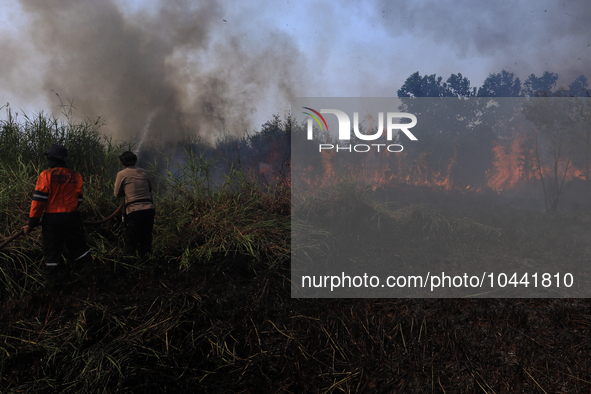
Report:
45,144,68,167
119,151,137,167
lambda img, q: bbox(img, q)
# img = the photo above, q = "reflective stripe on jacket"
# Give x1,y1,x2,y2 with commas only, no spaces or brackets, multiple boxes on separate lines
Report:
29,166,83,219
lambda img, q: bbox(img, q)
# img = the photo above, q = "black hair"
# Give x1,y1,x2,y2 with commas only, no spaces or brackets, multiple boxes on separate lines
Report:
119,151,137,166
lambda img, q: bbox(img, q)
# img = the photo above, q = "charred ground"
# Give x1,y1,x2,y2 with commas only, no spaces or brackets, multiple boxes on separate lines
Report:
3,182,591,392
2,110,591,393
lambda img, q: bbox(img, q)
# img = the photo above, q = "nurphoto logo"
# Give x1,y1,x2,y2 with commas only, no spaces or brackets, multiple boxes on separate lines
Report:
303,107,418,153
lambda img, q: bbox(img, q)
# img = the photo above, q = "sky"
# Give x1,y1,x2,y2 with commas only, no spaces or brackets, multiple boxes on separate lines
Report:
0,0,589,144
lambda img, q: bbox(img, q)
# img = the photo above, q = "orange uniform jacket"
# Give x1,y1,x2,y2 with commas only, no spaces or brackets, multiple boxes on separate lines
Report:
29,166,84,225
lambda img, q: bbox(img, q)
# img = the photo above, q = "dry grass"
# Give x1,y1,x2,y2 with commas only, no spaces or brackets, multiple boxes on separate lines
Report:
2,110,591,393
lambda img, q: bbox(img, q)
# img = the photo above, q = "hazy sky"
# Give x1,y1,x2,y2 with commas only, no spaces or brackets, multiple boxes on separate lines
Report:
0,0,589,143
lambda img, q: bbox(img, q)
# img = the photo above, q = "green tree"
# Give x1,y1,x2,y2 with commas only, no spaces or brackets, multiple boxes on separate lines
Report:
523,71,559,97
446,73,477,97
397,72,448,97
567,75,589,97
477,70,522,97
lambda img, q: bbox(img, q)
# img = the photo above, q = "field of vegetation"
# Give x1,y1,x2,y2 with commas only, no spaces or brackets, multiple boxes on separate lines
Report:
1,106,591,393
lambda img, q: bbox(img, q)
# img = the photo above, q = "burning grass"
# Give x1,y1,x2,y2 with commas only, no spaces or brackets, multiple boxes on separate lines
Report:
2,111,591,392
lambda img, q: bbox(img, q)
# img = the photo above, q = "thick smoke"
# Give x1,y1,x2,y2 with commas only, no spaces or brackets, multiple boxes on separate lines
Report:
3,0,590,149
11,0,302,145
369,0,591,87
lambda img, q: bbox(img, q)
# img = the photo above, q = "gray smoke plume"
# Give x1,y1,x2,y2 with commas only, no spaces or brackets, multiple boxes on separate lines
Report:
3,0,590,150
10,0,302,146
369,0,591,88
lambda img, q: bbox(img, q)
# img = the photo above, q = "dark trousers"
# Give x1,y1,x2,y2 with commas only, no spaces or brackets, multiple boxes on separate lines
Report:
124,209,155,256
42,212,92,277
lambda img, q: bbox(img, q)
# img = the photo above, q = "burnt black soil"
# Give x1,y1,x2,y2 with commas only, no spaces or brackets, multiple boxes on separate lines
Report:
2,253,591,393
2,188,591,393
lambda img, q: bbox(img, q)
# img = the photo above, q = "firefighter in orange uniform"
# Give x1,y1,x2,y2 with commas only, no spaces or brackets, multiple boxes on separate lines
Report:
21,144,93,287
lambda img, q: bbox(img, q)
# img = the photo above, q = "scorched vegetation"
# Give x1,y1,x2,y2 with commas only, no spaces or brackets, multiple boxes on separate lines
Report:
1,106,591,393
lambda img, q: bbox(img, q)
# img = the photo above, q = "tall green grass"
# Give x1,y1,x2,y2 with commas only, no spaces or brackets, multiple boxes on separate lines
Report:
0,105,120,297
0,105,290,298
0,105,292,392
151,150,290,269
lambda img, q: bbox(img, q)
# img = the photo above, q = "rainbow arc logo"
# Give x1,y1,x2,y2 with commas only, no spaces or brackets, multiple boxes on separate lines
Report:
302,107,329,133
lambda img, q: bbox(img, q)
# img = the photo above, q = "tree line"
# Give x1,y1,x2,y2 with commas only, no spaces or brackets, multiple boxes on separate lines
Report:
397,70,589,98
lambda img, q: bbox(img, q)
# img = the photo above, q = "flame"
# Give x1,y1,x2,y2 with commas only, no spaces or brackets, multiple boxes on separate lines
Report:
487,134,528,192
292,129,588,194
